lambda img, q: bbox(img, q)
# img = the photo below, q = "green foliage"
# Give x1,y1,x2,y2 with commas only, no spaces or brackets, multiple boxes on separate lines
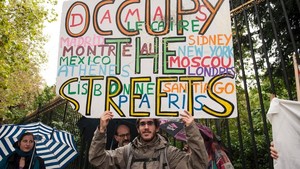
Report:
228,0,299,167
0,0,57,123
33,85,56,108
227,74,282,169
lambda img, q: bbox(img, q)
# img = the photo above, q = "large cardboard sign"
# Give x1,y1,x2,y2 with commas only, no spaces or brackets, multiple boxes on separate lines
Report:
56,0,237,118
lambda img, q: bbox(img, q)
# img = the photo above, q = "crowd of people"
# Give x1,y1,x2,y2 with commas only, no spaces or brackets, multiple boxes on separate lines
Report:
2,109,284,169
88,110,234,169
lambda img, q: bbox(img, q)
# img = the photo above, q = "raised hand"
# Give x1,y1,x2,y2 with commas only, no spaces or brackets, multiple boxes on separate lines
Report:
99,111,114,133
180,110,194,127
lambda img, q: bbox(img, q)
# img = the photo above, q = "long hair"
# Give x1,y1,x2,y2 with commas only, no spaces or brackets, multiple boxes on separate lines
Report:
18,132,37,168
202,133,227,160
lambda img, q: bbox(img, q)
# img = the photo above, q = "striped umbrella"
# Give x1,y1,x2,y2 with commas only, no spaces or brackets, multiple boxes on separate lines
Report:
0,122,78,169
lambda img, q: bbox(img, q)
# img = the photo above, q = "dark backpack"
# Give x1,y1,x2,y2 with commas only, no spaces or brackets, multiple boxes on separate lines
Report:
123,143,170,169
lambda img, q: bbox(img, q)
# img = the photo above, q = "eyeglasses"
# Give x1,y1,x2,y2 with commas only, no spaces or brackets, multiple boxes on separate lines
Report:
117,133,130,138
139,121,155,127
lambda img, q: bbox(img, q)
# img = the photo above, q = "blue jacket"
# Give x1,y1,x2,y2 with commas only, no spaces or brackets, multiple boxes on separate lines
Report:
0,151,45,169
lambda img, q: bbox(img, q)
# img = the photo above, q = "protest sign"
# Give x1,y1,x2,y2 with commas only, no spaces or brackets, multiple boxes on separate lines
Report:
56,0,237,118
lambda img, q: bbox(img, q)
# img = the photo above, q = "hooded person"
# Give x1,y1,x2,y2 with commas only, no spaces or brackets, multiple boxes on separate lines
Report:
0,132,46,169
182,125,234,169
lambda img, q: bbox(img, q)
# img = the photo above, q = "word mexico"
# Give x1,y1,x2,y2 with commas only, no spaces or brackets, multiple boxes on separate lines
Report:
58,38,234,76
59,74,235,118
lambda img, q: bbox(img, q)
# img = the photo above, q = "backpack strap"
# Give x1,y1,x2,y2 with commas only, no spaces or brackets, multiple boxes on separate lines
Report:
132,157,159,162
124,143,170,169
124,143,133,169
159,147,170,169
164,147,170,169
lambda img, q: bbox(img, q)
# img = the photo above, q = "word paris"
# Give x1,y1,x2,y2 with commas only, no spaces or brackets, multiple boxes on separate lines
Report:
56,0,238,119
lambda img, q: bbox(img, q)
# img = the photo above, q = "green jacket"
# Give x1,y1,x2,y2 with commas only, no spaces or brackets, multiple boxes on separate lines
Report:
89,121,208,169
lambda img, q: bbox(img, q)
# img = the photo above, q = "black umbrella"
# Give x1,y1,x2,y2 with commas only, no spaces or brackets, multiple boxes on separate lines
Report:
76,117,99,142
160,120,213,141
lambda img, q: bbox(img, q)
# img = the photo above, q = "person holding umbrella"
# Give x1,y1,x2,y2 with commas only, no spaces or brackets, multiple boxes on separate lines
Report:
89,110,208,169
201,132,233,169
0,132,45,169
181,125,234,169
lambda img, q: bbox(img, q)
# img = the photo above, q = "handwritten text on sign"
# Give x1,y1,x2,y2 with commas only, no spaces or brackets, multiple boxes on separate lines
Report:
56,0,237,118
